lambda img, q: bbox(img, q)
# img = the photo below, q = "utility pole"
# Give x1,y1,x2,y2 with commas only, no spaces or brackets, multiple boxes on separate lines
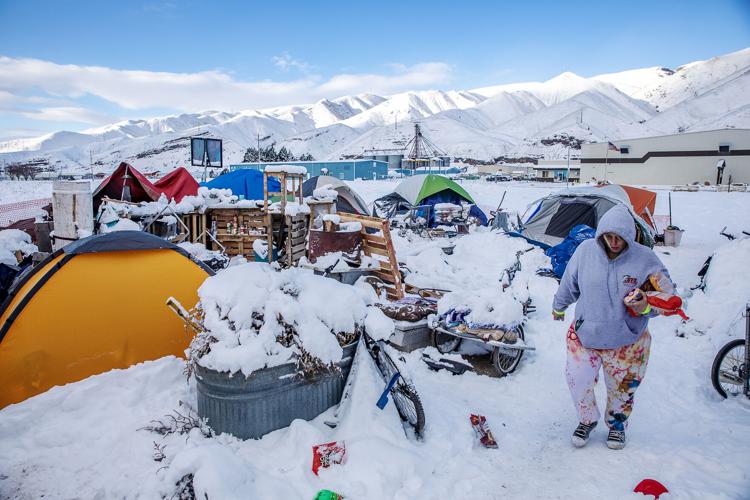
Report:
566,146,571,188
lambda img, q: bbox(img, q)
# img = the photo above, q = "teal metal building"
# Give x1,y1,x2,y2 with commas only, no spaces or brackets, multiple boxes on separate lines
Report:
229,160,388,180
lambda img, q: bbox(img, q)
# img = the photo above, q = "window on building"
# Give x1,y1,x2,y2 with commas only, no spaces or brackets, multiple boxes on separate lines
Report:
620,146,630,154
719,144,731,153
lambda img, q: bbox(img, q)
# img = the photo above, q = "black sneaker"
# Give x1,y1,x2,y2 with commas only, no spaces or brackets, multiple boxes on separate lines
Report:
606,428,626,450
571,421,597,448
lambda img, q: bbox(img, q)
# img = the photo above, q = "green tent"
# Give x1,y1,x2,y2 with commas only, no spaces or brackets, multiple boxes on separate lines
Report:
373,174,487,225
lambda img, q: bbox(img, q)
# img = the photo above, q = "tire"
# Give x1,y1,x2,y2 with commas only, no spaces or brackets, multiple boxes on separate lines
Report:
711,339,747,399
491,324,525,377
373,344,426,437
392,381,426,438
430,329,461,354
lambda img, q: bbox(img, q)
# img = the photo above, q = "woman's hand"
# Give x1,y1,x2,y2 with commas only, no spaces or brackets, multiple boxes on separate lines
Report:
552,310,566,321
624,288,648,314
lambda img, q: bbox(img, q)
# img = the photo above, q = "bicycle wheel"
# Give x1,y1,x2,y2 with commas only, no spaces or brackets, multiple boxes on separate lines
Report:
491,324,525,377
711,339,747,398
430,329,461,354
392,380,426,438
374,345,426,437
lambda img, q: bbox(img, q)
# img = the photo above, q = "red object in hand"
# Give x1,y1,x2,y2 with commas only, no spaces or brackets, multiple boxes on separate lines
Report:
634,478,669,499
312,441,346,476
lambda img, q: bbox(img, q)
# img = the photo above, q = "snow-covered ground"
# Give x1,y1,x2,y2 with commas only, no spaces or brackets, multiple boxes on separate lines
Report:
0,180,53,204
1,180,749,498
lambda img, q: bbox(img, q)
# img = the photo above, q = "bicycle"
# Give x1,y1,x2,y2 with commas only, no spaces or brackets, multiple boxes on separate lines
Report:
711,304,750,399
363,332,426,438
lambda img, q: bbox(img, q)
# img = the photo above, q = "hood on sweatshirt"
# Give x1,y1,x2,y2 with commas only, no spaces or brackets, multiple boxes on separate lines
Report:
595,205,636,250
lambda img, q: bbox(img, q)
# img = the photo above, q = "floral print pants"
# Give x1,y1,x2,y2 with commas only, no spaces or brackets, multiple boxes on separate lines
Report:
565,325,651,431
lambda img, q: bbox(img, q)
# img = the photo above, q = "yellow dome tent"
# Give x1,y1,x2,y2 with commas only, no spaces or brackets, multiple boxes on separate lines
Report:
0,231,212,409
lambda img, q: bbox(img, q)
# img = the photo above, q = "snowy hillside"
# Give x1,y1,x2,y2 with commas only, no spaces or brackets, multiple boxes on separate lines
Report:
1,47,749,176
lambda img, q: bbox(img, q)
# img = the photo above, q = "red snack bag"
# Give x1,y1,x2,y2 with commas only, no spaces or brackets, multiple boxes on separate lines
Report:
627,272,688,320
312,441,346,476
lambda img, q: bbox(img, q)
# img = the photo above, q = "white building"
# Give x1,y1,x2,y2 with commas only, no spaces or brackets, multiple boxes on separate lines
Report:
534,159,581,182
580,129,750,185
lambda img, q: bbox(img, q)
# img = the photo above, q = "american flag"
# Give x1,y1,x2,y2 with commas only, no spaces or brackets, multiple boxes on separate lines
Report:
608,142,620,152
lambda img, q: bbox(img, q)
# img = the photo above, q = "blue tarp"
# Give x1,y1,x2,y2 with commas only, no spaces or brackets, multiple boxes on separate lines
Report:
545,224,596,278
201,170,280,201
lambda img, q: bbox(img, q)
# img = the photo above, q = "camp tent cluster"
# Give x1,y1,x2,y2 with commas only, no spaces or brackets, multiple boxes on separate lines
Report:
93,163,200,210
0,231,212,409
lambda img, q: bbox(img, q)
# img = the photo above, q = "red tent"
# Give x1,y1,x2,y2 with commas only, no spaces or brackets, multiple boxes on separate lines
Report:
93,162,160,210
154,167,199,202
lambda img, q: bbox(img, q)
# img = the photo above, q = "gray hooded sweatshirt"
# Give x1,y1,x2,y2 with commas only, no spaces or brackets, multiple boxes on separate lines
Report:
552,205,670,349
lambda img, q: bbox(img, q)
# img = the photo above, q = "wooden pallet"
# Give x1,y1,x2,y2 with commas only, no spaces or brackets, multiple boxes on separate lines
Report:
180,212,208,245
338,213,403,301
284,214,309,267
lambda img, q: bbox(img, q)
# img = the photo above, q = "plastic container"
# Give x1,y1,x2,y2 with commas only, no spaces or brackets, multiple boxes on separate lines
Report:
195,341,357,439
389,319,431,352
663,228,684,247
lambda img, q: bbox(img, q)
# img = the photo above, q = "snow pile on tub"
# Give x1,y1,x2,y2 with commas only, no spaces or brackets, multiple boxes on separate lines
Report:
0,229,38,266
680,238,750,338
193,263,372,376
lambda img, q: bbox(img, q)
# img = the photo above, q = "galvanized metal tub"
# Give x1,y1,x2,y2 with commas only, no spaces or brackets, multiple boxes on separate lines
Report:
195,341,357,439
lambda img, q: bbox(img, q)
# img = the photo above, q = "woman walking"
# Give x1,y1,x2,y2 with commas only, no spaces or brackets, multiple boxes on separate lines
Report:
552,205,676,450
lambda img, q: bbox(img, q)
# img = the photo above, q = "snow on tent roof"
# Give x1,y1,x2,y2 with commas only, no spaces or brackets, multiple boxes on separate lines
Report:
201,169,281,201
153,167,199,202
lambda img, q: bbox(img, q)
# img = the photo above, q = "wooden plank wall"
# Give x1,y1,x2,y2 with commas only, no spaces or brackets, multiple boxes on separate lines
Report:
338,213,403,301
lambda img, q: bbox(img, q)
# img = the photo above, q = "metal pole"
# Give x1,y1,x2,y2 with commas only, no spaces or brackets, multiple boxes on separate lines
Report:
604,144,609,184
566,147,570,187
668,192,672,227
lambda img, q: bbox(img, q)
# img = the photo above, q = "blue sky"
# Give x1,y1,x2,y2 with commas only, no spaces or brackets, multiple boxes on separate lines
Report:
0,0,748,138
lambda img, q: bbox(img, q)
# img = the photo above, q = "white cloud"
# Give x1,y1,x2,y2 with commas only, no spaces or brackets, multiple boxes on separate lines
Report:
19,106,118,125
0,56,453,116
271,52,312,73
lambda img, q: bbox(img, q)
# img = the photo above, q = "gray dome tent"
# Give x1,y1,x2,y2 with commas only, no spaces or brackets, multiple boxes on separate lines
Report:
517,184,657,248
302,175,369,215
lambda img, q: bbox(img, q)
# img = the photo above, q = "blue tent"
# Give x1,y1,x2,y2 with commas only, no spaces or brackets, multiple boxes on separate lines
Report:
201,170,280,201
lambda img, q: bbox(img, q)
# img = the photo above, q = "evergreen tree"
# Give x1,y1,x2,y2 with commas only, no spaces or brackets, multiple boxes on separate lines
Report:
299,153,315,161
262,144,278,162
243,147,259,162
278,146,292,162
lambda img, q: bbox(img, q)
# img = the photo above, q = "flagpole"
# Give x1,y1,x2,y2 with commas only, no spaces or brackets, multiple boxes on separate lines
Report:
604,143,609,184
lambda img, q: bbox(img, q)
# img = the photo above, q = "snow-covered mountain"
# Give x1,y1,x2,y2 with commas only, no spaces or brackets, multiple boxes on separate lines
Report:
2,47,749,175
